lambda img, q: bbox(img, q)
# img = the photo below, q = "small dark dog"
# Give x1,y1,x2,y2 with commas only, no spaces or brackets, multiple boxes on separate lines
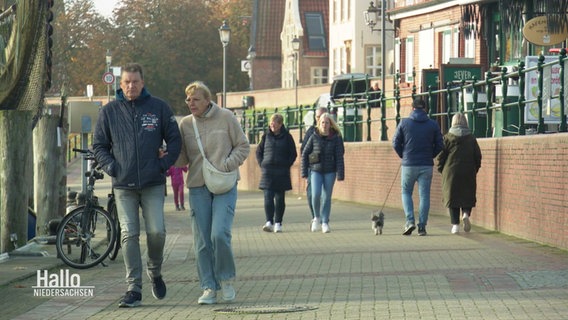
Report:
371,211,385,235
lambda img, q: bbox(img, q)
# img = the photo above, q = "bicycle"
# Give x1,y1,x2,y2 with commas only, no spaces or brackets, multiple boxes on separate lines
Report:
56,148,119,269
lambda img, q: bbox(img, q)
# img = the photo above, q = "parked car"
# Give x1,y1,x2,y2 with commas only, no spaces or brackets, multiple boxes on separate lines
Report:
330,73,370,104
313,73,371,110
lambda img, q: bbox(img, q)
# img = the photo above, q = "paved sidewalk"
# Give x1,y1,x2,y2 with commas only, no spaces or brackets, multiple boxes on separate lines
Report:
1,163,567,319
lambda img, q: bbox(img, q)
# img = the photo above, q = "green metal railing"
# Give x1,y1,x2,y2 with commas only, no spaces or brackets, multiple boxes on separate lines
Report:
240,50,568,143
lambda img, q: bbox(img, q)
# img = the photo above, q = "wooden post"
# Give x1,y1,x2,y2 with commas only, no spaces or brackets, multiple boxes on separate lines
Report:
0,110,33,252
33,105,66,236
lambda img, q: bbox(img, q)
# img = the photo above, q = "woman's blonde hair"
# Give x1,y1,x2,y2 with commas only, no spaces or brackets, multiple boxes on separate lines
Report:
317,113,342,137
185,81,212,101
451,112,469,128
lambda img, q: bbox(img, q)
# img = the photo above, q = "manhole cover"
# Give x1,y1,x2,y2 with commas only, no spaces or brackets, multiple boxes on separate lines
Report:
214,305,317,314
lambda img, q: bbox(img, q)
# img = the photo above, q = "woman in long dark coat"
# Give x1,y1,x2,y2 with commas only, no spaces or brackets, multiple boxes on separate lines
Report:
256,113,297,233
437,113,482,234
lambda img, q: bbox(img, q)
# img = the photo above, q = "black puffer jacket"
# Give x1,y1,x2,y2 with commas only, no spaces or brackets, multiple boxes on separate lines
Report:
93,87,181,190
301,131,345,180
256,126,297,191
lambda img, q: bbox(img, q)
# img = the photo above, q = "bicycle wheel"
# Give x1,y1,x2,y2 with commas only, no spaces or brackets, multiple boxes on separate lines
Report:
55,206,117,269
107,199,121,261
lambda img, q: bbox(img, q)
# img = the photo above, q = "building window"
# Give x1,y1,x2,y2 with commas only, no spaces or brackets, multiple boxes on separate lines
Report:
405,37,414,82
305,13,326,51
365,46,381,77
311,67,329,84
465,32,476,58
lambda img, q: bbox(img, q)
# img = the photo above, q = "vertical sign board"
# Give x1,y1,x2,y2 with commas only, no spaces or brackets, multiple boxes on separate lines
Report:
421,69,439,111
68,101,102,134
524,55,567,124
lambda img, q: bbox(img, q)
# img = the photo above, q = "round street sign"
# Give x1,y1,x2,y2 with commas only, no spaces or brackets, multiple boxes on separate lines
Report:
102,72,115,85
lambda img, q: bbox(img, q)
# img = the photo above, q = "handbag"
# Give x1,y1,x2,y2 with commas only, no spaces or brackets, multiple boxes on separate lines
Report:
308,152,320,164
192,117,238,194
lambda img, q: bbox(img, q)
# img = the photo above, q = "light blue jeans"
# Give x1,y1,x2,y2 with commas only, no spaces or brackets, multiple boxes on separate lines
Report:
189,185,237,290
401,165,433,228
114,184,166,293
310,171,337,224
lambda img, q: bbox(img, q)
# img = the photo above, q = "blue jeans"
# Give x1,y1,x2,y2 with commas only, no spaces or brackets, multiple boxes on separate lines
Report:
310,171,336,224
114,184,166,293
263,190,285,224
189,185,237,290
400,166,433,228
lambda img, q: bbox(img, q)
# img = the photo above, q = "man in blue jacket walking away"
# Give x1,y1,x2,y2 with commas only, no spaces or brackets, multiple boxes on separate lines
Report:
93,63,181,307
392,98,443,236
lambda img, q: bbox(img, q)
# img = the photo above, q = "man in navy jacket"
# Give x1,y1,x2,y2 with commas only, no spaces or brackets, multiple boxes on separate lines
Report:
93,63,181,307
392,98,443,236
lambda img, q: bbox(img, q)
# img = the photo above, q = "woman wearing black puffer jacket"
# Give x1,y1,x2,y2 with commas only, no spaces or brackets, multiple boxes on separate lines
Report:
256,113,297,233
301,113,345,233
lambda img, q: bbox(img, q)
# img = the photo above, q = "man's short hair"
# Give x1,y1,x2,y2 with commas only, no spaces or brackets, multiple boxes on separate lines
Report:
122,63,144,80
412,99,426,109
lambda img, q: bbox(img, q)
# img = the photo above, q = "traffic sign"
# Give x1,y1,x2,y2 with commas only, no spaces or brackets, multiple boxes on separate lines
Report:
102,72,115,85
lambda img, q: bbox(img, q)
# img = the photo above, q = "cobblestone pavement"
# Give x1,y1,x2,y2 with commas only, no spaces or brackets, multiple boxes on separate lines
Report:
1,162,567,319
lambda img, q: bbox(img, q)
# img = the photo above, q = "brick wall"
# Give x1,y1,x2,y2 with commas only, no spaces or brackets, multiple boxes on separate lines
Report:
238,133,568,250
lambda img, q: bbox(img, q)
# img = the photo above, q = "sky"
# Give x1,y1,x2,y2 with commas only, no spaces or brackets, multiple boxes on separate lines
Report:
93,0,120,18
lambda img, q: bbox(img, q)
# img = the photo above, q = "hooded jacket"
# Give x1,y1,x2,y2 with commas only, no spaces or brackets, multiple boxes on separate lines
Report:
437,125,482,208
93,87,182,189
392,108,443,166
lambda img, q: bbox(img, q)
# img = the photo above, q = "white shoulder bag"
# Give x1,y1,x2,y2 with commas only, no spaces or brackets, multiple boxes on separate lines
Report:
192,117,238,194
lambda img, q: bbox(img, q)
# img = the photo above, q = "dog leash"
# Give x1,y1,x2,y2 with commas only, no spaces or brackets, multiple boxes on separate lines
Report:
378,164,401,213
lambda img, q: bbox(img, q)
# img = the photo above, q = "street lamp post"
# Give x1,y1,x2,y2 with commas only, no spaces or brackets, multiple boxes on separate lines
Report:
364,1,389,141
219,20,231,108
106,49,112,103
247,46,256,90
291,37,300,109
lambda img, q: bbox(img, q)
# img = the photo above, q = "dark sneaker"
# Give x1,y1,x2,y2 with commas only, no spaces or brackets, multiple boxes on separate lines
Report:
150,275,167,299
402,224,416,236
418,226,427,236
118,291,142,308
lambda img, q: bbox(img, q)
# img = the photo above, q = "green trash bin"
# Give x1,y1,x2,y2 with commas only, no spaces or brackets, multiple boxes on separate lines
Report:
337,107,363,142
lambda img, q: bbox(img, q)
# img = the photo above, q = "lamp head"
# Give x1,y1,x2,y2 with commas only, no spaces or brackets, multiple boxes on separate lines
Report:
219,20,231,47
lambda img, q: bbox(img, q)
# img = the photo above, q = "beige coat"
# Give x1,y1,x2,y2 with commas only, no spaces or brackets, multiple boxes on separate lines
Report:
175,102,250,188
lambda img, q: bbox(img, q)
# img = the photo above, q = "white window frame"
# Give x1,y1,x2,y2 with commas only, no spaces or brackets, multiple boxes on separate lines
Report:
365,45,381,77
405,37,414,82
465,29,476,58
311,67,329,85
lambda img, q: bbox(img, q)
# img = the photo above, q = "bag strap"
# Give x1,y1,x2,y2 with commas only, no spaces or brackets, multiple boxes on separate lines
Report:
192,116,208,162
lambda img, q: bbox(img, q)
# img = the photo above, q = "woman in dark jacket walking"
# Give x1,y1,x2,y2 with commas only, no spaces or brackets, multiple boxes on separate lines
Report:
437,113,482,234
256,113,297,233
301,113,345,233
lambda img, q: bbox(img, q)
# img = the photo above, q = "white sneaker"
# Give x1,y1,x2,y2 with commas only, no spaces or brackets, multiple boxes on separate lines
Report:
262,221,273,232
274,223,282,233
322,223,331,233
198,288,217,305
310,218,320,232
451,224,459,234
220,281,236,302
462,213,471,232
